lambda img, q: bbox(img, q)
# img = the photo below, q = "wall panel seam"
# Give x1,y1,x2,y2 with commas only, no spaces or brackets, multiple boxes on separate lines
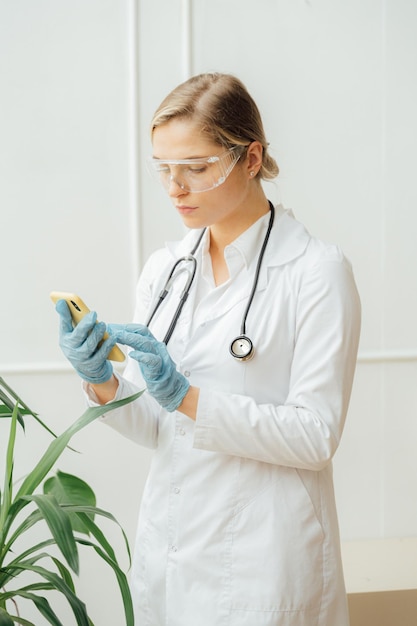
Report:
2,350,417,375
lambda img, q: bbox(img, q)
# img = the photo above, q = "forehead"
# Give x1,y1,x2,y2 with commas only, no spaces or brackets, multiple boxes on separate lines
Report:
152,118,222,160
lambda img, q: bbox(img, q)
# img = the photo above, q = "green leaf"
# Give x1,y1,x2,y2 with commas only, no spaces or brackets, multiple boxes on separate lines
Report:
0,376,38,429
21,494,79,574
0,583,55,602
2,617,36,626
73,512,117,563
44,471,96,534
0,386,143,625
0,377,37,417
0,378,79,451
0,510,46,568
2,501,130,587
10,562,90,626
0,403,29,422
0,391,143,551
0,392,26,429
15,392,143,503
5,590,64,626
77,538,134,626
0,544,53,589
0,607,14,625
65,505,131,566
1,550,73,592
0,405,18,531
51,556,76,593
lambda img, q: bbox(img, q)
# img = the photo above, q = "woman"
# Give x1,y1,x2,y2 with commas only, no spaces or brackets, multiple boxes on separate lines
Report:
56,73,361,626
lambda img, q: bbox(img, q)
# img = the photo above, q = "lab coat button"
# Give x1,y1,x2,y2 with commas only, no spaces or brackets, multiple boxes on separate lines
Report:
173,487,180,494
170,545,177,552
184,370,191,377
179,428,186,436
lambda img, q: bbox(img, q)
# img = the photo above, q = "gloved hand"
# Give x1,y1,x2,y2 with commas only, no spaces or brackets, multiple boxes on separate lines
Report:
108,323,189,412
56,299,115,384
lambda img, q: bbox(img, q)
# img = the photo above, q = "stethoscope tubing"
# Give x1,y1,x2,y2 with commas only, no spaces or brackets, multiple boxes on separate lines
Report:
239,203,275,336
145,202,275,358
145,229,205,344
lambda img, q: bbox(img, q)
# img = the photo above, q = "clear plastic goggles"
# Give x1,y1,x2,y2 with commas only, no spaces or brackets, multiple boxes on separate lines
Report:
147,145,245,193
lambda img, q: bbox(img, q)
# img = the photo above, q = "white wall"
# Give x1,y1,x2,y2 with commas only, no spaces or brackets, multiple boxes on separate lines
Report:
0,1,147,623
1,0,417,623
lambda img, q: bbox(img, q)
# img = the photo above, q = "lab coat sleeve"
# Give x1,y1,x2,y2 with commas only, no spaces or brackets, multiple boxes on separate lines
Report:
193,250,361,471
84,370,161,449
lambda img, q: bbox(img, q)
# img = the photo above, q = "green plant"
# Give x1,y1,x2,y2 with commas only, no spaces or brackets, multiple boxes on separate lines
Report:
0,376,142,625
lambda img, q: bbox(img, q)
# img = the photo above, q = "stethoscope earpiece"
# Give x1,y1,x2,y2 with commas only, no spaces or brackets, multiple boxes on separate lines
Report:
230,335,254,362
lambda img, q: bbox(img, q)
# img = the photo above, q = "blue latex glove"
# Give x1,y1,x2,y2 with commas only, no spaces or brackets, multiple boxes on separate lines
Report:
56,299,115,384
108,323,189,412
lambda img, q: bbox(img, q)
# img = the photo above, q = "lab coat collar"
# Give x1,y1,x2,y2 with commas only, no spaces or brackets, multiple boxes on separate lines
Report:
264,205,311,266
165,204,311,272
162,204,311,326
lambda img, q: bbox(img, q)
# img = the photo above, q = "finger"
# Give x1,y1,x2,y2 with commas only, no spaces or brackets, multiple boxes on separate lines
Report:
126,323,155,337
60,311,98,351
93,332,118,361
129,350,161,371
68,311,98,349
82,321,107,354
109,329,159,353
56,299,74,334
77,311,98,331
108,323,155,340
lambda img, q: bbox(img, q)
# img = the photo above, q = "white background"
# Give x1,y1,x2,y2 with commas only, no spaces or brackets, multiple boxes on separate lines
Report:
1,0,417,623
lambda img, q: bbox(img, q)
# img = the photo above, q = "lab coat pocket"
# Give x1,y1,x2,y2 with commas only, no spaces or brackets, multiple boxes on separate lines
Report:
229,466,324,617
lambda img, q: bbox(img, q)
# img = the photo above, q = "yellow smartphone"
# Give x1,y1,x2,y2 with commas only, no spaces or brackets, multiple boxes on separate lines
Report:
50,291,125,362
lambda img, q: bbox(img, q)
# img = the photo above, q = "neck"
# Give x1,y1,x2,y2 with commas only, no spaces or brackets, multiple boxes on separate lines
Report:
208,193,271,287
209,195,270,255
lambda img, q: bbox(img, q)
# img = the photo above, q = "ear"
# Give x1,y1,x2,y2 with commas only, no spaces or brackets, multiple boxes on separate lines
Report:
245,141,263,178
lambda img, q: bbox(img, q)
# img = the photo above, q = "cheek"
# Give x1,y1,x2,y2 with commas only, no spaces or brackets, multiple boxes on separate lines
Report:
201,191,236,216
212,169,248,203
182,166,248,222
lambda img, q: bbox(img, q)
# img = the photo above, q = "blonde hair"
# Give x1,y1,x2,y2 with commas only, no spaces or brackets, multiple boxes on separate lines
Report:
151,73,279,180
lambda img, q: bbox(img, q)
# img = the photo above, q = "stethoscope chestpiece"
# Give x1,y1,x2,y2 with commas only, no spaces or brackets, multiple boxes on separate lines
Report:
229,335,254,362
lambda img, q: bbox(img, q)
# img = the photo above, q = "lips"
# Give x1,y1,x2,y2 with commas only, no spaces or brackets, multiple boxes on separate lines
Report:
176,205,198,213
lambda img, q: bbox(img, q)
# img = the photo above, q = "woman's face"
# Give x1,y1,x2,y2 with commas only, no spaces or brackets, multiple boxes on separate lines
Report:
151,118,252,231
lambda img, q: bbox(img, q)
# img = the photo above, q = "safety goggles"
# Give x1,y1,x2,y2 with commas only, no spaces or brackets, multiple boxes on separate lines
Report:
146,145,245,193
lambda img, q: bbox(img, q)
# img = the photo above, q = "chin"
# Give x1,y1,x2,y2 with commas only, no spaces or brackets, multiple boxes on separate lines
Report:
179,212,208,230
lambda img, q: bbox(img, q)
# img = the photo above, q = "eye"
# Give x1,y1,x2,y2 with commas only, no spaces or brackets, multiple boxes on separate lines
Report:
187,164,208,175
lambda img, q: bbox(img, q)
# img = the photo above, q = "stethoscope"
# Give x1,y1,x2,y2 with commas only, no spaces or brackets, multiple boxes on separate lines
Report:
146,201,275,361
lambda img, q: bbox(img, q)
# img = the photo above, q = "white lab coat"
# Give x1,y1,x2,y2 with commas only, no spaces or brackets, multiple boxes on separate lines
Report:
97,205,361,626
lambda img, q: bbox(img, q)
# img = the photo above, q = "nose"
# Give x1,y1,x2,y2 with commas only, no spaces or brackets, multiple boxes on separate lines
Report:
167,176,187,197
